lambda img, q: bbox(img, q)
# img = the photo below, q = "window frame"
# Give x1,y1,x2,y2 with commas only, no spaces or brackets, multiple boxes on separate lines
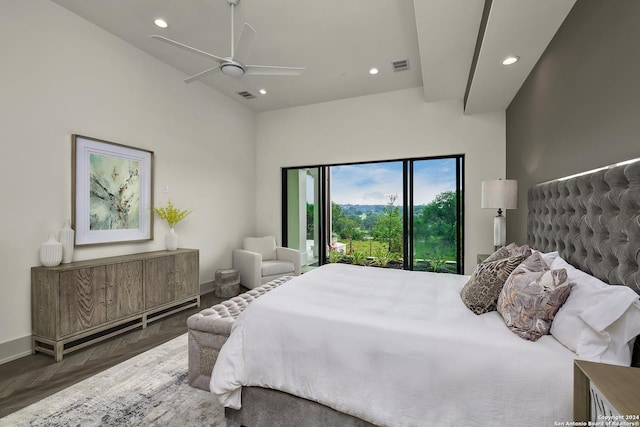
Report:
282,154,465,273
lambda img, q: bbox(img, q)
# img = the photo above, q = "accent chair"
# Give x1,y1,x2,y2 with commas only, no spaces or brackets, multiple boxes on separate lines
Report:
232,236,301,289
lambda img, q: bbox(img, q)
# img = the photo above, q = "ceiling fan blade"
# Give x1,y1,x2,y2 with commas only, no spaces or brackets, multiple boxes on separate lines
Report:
150,35,226,63
245,65,306,76
184,66,220,83
232,23,257,65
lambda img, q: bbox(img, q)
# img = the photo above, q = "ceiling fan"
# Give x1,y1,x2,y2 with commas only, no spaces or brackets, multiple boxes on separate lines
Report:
150,0,305,85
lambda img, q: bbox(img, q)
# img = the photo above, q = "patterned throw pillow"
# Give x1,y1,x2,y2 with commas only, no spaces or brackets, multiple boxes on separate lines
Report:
497,252,571,341
484,243,532,263
461,254,529,315
483,246,511,263
506,243,533,258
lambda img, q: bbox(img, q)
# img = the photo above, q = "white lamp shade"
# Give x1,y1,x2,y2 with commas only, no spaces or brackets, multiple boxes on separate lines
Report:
481,179,518,210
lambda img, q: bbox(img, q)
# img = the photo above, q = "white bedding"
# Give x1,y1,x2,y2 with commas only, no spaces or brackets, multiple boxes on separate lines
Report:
211,263,576,427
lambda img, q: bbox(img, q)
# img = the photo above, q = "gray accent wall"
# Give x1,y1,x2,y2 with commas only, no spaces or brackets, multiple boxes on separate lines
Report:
506,0,640,245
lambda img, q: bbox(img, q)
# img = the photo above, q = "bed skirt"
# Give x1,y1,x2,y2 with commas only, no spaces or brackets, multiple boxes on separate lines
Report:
226,387,377,427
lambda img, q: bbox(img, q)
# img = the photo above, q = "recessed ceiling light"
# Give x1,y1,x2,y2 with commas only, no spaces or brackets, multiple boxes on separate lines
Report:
502,56,519,65
154,18,168,28
369,67,379,75
259,89,267,95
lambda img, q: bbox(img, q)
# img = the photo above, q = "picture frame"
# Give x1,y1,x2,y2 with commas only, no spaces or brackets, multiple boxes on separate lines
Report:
72,134,154,246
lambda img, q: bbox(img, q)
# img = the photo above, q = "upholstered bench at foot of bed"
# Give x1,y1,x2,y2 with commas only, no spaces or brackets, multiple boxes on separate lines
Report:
187,276,293,391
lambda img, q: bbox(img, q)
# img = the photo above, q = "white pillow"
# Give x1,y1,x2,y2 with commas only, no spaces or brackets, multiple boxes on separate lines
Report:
550,256,640,366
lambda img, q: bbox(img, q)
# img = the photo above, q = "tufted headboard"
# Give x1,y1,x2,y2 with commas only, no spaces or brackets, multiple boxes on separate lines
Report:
528,160,640,367
528,161,640,294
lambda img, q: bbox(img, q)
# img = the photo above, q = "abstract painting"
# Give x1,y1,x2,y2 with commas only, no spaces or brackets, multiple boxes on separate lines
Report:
72,135,154,245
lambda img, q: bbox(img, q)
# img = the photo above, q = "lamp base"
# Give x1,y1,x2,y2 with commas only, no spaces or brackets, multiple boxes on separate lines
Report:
494,212,506,249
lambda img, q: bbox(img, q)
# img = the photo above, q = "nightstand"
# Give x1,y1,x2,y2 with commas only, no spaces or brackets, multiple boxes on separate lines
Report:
574,360,640,422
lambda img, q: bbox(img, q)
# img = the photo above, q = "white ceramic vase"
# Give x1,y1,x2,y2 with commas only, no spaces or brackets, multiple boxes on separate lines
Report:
165,228,179,251
40,234,63,267
59,219,75,263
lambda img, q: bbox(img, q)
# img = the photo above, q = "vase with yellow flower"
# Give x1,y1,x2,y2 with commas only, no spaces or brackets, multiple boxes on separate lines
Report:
153,200,192,251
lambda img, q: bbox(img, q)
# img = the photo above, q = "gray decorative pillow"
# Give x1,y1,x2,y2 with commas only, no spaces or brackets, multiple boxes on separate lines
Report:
483,246,511,263
461,254,529,315
507,243,532,258
497,252,571,342
484,243,532,263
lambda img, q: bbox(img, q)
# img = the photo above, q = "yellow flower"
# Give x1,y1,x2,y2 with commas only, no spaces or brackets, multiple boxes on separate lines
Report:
153,200,192,228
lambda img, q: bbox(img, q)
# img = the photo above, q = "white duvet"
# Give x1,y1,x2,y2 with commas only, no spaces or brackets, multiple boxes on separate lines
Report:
211,263,576,427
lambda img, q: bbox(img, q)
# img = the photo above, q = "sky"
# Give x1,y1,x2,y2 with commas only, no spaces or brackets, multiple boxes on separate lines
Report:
324,158,458,206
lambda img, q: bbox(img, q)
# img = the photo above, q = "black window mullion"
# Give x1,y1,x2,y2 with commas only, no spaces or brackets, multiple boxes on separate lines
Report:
281,168,288,247
319,166,328,265
404,161,412,270
456,157,464,274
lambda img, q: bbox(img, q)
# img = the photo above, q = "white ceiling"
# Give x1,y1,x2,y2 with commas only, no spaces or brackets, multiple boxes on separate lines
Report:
49,0,576,114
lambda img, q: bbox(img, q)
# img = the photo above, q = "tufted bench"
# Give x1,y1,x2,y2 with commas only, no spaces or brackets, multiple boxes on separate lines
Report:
187,276,293,391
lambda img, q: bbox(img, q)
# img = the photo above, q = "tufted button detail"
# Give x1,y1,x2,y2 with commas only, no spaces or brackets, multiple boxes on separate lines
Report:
528,161,640,294
187,276,293,335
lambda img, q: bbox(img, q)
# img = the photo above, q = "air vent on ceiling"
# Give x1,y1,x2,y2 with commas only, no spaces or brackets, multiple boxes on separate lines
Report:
392,59,410,72
237,91,256,99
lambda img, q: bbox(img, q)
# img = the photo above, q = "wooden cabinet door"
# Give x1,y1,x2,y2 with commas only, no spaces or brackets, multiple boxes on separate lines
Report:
174,252,199,300
31,269,58,339
144,256,174,308
106,261,143,322
59,266,107,337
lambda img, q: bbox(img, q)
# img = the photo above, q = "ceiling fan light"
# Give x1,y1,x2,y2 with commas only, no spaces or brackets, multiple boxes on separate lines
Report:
221,63,245,77
259,89,267,95
369,67,379,75
154,18,168,28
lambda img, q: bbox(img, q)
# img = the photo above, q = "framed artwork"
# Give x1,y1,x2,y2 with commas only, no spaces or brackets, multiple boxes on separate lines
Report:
72,135,154,246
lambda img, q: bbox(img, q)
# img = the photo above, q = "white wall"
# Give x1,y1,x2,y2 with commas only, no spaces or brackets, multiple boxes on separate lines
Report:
0,0,256,360
256,88,506,275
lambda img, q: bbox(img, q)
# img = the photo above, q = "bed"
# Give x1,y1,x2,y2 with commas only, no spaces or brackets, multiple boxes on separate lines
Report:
211,160,640,427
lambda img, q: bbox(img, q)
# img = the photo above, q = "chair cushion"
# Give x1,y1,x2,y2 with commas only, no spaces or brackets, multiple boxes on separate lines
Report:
244,236,277,261
262,260,295,277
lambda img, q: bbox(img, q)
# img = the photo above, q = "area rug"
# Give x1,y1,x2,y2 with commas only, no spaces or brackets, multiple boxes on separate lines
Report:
1,334,225,427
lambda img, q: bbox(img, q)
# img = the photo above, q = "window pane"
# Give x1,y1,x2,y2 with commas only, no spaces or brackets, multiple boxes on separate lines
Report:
412,158,459,273
330,162,404,265
285,168,322,271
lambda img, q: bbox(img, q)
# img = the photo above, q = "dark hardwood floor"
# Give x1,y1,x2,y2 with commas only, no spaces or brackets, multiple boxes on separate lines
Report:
0,291,224,419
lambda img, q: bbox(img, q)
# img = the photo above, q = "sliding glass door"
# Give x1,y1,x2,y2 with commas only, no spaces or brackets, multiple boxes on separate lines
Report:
283,155,463,273
284,167,326,271
409,158,462,273
329,161,404,258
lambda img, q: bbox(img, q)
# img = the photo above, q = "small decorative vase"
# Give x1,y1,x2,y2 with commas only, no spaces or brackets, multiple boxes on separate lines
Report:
59,219,75,264
165,228,179,251
40,234,63,267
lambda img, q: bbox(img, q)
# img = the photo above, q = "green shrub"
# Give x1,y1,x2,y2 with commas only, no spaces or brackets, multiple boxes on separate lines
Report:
328,250,344,263
372,248,391,267
349,251,370,266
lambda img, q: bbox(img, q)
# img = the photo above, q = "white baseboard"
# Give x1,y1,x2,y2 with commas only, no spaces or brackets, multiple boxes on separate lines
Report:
0,335,32,365
200,280,216,295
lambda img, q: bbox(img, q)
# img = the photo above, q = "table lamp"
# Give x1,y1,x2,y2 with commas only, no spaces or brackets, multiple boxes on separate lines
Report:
481,179,518,250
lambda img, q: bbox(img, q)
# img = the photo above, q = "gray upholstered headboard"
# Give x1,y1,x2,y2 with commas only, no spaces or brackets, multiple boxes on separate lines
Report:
528,160,640,295
528,160,640,367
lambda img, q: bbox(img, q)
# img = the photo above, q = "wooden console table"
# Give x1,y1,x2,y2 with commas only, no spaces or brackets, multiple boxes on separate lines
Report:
31,249,199,361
